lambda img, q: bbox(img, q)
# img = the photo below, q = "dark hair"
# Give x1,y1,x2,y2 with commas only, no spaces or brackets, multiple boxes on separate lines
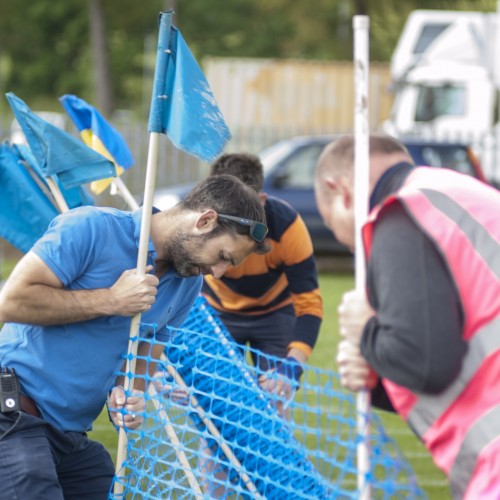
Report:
179,174,268,250
210,153,264,193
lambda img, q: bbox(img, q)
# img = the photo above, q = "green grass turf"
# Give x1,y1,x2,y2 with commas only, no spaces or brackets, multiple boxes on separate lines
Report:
89,271,451,499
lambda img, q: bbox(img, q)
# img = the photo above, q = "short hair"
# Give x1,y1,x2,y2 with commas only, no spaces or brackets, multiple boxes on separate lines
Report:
179,174,267,250
316,133,411,179
210,153,264,193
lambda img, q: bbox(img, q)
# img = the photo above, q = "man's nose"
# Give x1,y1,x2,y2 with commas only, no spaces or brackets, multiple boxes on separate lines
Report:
210,262,230,279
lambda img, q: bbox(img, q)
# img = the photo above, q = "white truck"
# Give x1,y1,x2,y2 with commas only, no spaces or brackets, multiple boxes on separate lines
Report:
382,9,500,183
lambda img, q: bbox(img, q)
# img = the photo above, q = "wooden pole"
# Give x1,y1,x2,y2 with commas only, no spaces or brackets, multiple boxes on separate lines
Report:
147,383,204,497
45,176,69,213
113,131,160,495
163,360,264,499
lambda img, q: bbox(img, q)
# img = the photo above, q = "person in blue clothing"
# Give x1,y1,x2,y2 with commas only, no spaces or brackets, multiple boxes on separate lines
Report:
0,174,268,500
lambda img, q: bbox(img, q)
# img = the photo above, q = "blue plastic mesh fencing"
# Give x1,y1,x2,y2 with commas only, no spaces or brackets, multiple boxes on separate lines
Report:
110,296,427,499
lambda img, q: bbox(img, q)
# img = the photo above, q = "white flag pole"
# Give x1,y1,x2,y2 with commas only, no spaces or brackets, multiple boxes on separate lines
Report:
110,177,140,210
353,14,371,500
114,131,160,494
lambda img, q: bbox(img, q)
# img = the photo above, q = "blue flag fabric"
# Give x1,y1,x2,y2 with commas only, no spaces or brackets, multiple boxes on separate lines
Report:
59,94,134,170
148,11,231,163
0,142,58,253
15,144,95,210
5,92,117,189
59,94,134,195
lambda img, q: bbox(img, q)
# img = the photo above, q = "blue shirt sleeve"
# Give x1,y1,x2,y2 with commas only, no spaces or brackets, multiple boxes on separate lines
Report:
31,207,112,287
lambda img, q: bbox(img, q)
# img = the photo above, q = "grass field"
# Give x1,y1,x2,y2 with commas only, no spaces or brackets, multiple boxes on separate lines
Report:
310,273,450,499
88,270,451,499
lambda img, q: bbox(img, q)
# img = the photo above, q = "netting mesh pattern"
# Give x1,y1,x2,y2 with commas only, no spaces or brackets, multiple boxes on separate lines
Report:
110,296,427,499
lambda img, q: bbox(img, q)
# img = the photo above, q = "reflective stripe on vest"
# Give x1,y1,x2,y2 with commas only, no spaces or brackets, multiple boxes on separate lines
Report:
420,188,500,280
449,405,500,498
408,315,500,436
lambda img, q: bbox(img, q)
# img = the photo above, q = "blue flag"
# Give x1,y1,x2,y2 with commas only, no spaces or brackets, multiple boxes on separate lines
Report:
59,94,134,194
0,142,58,253
5,92,117,189
15,144,95,210
148,11,231,163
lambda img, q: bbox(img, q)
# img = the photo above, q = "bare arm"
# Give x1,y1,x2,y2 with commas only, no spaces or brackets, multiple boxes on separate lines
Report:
0,252,159,325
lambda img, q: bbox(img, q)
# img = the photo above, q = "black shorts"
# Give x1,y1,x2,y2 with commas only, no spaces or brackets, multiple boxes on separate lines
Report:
217,304,296,372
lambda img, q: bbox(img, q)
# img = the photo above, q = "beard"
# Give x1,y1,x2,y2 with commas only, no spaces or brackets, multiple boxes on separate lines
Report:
162,231,210,277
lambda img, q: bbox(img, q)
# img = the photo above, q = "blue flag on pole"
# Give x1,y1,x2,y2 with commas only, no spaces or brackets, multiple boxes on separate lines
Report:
15,143,95,210
148,11,231,163
59,94,134,194
5,92,117,189
0,142,58,253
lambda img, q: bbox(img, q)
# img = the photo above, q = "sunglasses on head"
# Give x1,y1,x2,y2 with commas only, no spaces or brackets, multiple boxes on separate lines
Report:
217,213,269,243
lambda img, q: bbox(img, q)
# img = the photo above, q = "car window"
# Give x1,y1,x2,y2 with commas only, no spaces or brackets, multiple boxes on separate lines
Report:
418,145,474,176
260,141,296,176
277,144,325,189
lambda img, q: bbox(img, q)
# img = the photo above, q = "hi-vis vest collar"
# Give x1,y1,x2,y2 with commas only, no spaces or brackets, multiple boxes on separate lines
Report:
362,167,500,499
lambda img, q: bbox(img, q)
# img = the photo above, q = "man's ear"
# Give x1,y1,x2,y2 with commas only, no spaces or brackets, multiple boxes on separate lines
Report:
324,177,337,192
339,179,353,209
326,176,353,209
195,209,217,234
258,192,267,206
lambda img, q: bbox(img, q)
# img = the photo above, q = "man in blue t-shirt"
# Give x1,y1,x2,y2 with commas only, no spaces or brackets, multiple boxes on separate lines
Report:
0,174,269,499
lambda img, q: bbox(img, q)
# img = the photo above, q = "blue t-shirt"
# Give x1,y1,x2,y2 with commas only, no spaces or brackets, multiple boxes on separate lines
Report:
0,206,202,432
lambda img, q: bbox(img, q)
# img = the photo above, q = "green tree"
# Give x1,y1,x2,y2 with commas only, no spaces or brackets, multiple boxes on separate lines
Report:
0,0,88,109
0,0,164,115
0,0,497,117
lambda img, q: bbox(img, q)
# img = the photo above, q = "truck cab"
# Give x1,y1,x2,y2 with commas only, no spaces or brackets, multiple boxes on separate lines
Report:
383,9,500,181
385,61,496,139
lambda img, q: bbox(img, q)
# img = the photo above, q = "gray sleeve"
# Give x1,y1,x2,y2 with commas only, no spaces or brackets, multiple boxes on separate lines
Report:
360,202,467,394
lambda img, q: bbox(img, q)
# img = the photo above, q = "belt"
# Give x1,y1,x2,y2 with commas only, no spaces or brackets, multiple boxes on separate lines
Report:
20,394,42,418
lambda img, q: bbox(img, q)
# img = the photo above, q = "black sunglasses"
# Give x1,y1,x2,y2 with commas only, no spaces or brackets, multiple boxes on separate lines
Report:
217,213,268,243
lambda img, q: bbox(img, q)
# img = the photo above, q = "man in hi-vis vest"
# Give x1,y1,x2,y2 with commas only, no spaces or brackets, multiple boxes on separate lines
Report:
315,133,500,500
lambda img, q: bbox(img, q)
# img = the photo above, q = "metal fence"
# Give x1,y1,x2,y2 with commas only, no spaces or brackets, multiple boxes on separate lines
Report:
99,57,396,206
0,57,395,207
3,55,500,210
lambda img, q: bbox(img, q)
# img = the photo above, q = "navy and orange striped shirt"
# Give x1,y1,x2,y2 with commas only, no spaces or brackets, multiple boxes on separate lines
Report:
203,195,323,357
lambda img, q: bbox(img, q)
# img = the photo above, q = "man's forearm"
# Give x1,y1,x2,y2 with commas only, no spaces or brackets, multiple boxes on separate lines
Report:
0,252,158,326
0,284,115,325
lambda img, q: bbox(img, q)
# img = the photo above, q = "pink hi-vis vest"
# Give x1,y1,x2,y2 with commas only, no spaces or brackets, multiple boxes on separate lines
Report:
363,167,500,499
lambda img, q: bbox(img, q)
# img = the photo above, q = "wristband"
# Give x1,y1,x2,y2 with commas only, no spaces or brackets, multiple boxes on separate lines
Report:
276,356,303,383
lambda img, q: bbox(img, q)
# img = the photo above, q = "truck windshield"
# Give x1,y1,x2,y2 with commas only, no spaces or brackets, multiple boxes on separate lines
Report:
414,85,466,122
413,23,450,54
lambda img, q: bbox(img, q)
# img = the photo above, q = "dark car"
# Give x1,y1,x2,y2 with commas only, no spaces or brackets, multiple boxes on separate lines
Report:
154,135,486,255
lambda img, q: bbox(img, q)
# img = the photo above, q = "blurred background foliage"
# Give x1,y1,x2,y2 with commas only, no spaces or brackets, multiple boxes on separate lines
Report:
0,0,497,120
